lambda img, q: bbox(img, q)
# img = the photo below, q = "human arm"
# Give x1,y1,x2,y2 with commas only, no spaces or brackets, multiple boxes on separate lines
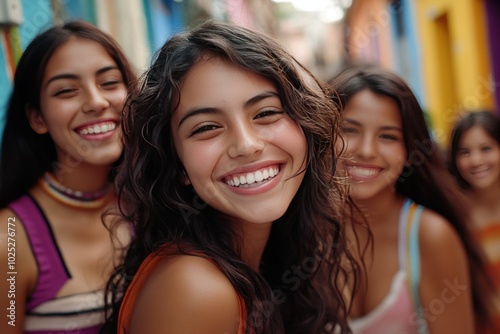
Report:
129,254,242,334
0,209,37,334
418,209,475,334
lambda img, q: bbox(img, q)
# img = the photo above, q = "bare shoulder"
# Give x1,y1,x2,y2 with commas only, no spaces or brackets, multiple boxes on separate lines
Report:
0,207,38,333
415,204,474,332
417,207,470,293
129,254,241,334
418,208,465,257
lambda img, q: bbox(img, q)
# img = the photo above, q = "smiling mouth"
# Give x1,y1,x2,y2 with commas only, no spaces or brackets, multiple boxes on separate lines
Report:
77,122,116,135
470,168,490,175
347,165,381,178
224,166,280,188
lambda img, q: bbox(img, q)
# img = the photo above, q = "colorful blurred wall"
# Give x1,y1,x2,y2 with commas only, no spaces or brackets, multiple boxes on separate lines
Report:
343,0,498,146
0,0,273,143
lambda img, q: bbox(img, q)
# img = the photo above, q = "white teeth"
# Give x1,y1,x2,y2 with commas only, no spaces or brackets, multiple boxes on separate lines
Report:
255,170,263,182
348,166,379,177
78,122,116,135
269,168,275,177
226,166,280,187
246,173,255,184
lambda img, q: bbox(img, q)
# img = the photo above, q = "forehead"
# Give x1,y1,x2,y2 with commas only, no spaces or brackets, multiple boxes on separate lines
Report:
343,89,402,126
459,125,497,146
177,58,276,107
43,37,116,78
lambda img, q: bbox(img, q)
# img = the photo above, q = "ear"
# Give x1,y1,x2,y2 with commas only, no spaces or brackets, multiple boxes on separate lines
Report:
181,170,191,185
26,105,48,134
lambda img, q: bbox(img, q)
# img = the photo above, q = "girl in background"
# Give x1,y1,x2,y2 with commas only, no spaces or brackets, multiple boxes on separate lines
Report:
329,65,493,334
449,110,500,333
104,20,359,334
0,20,136,334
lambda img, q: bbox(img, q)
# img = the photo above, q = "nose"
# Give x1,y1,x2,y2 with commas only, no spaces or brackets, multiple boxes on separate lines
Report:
228,121,265,158
469,150,483,167
356,134,376,160
82,86,110,113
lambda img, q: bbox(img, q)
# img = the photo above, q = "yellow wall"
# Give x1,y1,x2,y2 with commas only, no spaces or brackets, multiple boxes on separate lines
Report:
415,0,493,146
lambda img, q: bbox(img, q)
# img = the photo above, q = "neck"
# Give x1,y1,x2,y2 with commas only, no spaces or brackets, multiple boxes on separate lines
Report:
353,191,405,227
235,221,273,272
469,184,500,208
51,164,112,193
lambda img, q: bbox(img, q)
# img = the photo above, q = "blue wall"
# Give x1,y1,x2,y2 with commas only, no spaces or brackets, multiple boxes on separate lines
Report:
389,0,425,106
0,0,53,139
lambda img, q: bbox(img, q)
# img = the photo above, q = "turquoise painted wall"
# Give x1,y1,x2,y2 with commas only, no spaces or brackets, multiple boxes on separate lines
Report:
0,0,53,140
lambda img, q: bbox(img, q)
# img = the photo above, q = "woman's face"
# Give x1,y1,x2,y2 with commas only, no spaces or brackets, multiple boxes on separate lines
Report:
340,89,407,202
456,125,500,191
171,58,307,226
30,37,127,169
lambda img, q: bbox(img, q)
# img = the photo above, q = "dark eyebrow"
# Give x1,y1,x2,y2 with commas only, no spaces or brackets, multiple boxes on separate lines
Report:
45,65,120,87
177,107,220,128
177,90,280,128
343,118,402,131
244,90,280,109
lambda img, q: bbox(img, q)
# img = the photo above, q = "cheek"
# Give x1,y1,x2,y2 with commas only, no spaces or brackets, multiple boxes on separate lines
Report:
270,121,307,157
455,157,468,173
341,135,359,156
109,89,128,110
488,151,500,166
179,141,220,178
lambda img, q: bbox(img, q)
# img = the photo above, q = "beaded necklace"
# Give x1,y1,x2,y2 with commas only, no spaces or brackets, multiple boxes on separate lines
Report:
38,172,113,209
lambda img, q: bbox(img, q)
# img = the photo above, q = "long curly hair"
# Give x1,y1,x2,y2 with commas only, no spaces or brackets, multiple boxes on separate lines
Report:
329,65,495,330
104,20,359,333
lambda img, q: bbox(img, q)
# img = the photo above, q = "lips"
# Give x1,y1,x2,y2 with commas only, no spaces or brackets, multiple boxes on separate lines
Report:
224,165,280,188
76,121,117,135
346,165,382,179
469,168,491,177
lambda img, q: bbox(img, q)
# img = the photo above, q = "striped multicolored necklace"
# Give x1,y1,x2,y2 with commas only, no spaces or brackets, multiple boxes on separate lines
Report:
38,172,113,209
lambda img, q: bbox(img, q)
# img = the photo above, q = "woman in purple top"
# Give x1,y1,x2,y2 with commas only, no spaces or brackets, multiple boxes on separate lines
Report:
0,20,136,334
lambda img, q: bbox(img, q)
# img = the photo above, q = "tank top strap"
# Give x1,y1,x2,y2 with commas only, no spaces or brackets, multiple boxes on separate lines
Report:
397,199,412,270
398,198,428,333
9,194,70,311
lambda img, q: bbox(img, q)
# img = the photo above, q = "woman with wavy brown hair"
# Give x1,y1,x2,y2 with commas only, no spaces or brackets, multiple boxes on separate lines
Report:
103,20,359,334
329,65,494,334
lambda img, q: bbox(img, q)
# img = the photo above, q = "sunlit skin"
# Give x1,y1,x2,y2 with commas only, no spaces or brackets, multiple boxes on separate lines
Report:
28,37,126,179
172,57,307,228
341,90,474,334
456,125,500,193
340,89,407,203
129,57,308,334
0,36,132,334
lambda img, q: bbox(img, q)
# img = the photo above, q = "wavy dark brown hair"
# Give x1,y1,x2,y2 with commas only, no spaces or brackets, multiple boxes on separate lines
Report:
103,20,359,334
329,65,495,331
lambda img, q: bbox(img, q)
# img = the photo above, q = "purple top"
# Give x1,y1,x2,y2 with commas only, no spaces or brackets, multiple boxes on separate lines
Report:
9,195,105,334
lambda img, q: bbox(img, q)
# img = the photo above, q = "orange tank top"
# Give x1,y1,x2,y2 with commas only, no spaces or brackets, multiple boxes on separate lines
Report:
117,244,247,334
